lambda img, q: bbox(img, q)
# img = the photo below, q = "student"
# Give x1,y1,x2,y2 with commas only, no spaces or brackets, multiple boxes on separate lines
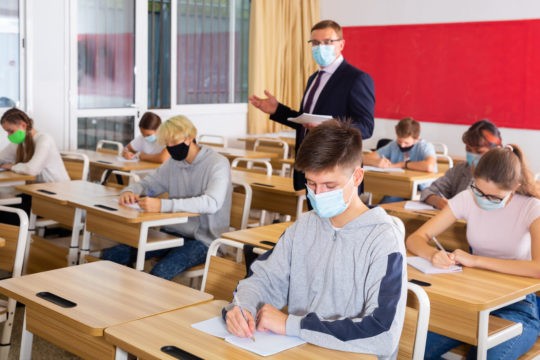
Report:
364,117,437,172
421,119,502,209
224,120,407,358
101,115,232,280
407,145,540,359
0,108,69,224
122,111,169,163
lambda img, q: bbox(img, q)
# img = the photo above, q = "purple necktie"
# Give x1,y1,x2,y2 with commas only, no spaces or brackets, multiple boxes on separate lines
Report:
303,71,325,114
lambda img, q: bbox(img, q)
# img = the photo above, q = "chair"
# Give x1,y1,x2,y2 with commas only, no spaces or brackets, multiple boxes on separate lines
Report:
432,142,449,155
231,157,273,176
398,282,431,360
96,140,124,155
375,138,392,150
436,153,454,171
175,181,253,287
197,134,227,148
253,139,289,176
100,170,141,188
0,206,30,359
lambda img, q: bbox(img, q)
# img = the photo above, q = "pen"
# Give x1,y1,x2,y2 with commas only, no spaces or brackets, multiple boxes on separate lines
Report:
430,235,447,253
437,191,447,200
233,292,256,342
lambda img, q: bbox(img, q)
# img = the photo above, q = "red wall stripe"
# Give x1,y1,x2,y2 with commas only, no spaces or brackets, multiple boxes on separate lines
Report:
342,19,540,130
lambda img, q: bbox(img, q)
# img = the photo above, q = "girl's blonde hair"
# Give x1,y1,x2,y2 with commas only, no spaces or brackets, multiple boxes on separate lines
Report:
156,115,197,145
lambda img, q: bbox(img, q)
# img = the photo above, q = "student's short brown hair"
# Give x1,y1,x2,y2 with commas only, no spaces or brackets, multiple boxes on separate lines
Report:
295,120,362,173
311,20,343,39
395,117,420,139
462,119,502,148
138,111,161,131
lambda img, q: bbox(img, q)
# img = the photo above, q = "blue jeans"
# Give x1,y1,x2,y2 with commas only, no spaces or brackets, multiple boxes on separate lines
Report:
101,237,208,280
425,293,540,360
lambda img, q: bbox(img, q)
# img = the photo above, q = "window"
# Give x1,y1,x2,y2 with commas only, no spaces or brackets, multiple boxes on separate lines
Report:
0,0,20,108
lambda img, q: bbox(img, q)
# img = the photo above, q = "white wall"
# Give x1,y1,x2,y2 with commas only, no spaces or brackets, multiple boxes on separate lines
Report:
321,0,540,173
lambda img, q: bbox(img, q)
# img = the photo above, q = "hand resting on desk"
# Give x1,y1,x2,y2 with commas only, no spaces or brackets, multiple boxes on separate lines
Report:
119,191,161,212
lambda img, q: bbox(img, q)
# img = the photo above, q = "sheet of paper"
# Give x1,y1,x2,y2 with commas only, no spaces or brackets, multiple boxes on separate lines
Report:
192,316,306,356
363,165,405,173
123,202,142,211
407,256,462,274
115,156,139,162
404,201,436,211
287,113,333,125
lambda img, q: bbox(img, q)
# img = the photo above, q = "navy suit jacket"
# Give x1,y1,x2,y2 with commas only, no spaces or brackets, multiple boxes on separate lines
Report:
270,60,375,190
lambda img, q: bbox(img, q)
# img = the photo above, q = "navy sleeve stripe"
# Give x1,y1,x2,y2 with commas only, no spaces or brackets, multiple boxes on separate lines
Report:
300,252,403,341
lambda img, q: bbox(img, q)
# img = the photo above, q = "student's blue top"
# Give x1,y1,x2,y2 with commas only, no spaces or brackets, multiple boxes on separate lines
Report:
376,139,437,171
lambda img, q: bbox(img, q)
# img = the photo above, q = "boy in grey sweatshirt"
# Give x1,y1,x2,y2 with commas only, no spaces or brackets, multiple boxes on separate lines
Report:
102,115,232,280
225,120,407,359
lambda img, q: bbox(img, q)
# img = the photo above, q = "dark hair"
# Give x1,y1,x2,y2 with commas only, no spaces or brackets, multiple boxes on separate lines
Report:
138,112,161,131
1,108,35,163
462,119,502,148
395,117,420,139
311,20,343,39
295,119,362,173
474,144,538,198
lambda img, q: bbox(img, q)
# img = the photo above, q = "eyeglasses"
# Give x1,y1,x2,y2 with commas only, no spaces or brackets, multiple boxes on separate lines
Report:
469,183,507,204
307,39,342,47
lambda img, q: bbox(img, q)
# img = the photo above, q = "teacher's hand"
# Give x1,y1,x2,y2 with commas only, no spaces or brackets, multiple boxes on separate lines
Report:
249,90,279,115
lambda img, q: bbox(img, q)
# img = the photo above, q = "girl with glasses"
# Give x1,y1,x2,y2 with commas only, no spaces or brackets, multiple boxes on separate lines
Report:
407,144,540,359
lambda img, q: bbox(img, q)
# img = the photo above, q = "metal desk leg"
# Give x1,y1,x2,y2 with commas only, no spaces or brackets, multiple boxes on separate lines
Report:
115,347,129,360
19,310,33,360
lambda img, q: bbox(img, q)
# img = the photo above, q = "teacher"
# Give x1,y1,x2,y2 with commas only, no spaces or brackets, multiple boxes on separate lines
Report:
249,19,375,191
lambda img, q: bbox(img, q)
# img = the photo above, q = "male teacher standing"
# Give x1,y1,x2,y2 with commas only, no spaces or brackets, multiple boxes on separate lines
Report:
249,19,375,191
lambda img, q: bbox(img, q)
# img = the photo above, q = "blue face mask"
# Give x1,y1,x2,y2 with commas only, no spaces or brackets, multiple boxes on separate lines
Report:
306,175,354,218
472,191,511,211
312,45,336,67
466,151,481,167
144,134,157,143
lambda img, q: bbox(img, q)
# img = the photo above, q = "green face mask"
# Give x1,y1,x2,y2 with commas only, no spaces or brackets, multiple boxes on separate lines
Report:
8,129,26,144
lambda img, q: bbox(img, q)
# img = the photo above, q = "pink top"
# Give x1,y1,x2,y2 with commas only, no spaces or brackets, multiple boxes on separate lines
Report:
449,190,540,260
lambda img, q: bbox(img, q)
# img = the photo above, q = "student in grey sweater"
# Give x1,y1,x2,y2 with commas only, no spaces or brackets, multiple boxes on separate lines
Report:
225,120,407,359
420,119,502,209
102,115,232,280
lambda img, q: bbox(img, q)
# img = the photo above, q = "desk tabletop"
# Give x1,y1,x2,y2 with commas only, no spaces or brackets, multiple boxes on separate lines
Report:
207,146,279,160
0,261,212,336
15,180,121,204
221,222,293,250
364,168,443,181
105,300,375,360
74,149,161,171
408,265,540,311
0,170,36,183
231,170,302,196
0,238,5,247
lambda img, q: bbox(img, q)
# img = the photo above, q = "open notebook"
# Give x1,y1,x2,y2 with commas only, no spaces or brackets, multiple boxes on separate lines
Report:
407,256,462,274
192,316,306,356
363,166,405,173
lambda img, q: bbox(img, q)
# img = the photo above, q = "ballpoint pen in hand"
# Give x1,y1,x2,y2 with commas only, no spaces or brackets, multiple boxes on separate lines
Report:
233,292,256,342
430,235,447,253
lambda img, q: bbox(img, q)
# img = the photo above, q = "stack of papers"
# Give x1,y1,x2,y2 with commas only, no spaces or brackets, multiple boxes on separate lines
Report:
407,256,462,274
287,113,333,125
192,316,306,356
363,166,405,173
404,201,436,211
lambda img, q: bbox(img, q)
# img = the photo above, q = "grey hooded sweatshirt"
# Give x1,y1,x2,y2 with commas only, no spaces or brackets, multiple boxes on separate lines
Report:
232,206,407,359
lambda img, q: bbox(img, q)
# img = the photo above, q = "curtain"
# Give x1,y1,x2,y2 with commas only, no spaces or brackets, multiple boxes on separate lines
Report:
247,0,319,134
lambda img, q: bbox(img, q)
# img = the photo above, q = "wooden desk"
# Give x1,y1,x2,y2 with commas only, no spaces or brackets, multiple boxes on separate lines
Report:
16,181,122,266
105,300,375,360
207,146,278,162
364,169,443,200
231,170,306,219
408,265,540,359
0,238,5,247
221,222,293,250
380,201,468,251
0,171,35,205
0,261,212,360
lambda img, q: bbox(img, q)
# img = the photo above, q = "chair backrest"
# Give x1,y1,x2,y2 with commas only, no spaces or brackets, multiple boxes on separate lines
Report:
201,238,265,302
61,151,90,181
96,140,124,155
230,181,252,230
0,206,29,277
436,154,454,171
197,134,227,148
398,282,430,360
376,138,392,150
231,157,273,176
432,142,448,155
101,170,141,188
254,139,289,175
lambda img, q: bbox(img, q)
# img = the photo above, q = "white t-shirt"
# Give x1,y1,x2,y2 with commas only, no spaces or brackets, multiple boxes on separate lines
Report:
449,189,540,260
0,132,70,183
129,135,164,155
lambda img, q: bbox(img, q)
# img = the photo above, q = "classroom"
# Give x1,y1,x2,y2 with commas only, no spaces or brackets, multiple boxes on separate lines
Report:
0,0,540,359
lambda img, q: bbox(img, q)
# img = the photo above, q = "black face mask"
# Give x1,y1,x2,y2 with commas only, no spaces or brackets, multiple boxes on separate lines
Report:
167,142,190,161
398,144,414,153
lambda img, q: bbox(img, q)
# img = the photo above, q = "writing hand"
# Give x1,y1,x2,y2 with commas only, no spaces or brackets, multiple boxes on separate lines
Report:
248,90,279,115
226,306,256,338
431,249,456,268
256,304,287,335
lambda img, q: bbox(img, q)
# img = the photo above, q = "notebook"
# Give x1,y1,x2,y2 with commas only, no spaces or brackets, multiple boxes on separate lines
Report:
192,316,306,356
407,256,462,274
363,166,405,173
